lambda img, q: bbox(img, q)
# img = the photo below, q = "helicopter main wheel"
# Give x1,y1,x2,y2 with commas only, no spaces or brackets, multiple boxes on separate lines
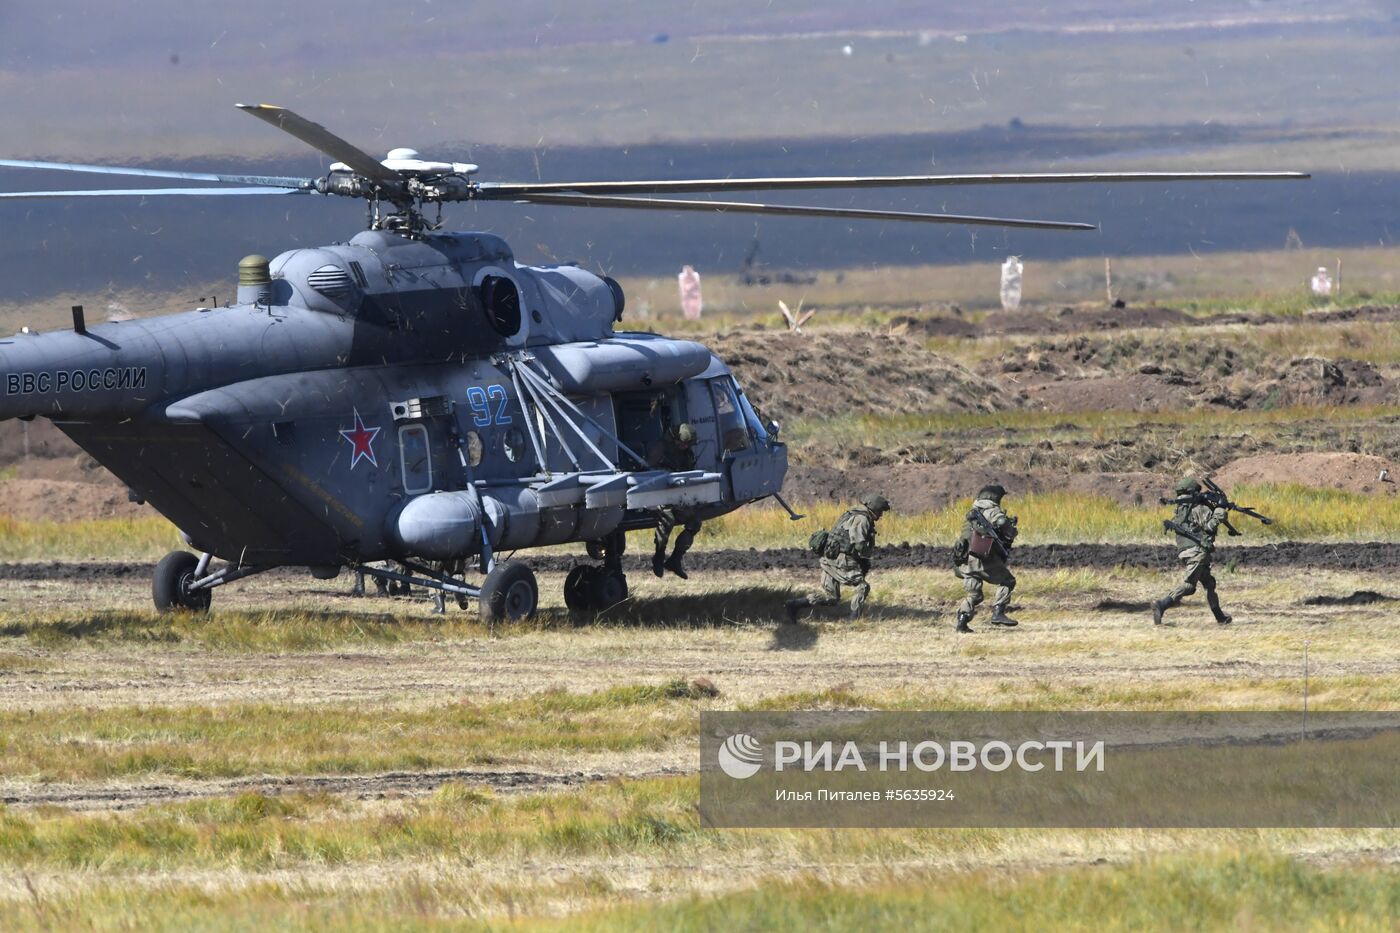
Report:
479,560,538,622
589,569,628,609
153,550,212,612
564,565,598,611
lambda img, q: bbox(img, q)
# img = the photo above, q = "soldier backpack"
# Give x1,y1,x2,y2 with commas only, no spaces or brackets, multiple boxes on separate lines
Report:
812,510,858,559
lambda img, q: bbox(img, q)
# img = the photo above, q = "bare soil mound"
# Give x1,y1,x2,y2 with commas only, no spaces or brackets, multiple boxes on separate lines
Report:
0,479,150,521
709,331,1012,420
1214,453,1398,496
983,304,1196,335
983,331,1395,412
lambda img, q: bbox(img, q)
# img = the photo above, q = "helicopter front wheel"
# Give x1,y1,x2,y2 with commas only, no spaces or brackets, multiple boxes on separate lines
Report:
153,550,212,613
479,560,538,622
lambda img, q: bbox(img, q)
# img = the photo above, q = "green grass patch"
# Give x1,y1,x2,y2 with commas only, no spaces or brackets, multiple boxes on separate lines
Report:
548,853,1400,933
705,483,1400,548
0,685,709,782
0,515,179,560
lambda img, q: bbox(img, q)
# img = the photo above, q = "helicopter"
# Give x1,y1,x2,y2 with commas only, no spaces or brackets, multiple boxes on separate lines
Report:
0,104,1308,619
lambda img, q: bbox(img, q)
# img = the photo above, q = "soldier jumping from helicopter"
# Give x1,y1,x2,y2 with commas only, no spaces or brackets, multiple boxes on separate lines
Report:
649,423,703,579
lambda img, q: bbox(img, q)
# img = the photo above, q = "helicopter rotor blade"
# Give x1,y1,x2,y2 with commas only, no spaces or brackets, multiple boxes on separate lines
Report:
0,187,313,199
0,158,314,189
235,104,398,183
478,170,1309,197
503,192,1096,230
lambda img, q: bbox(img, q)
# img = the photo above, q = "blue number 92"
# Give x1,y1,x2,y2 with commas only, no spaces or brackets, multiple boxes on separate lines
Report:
468,384,513,427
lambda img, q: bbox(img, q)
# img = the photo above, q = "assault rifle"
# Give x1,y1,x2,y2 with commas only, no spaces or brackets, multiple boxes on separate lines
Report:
1162,519,1207,550
1158,476,1274,538
967,507,1013,559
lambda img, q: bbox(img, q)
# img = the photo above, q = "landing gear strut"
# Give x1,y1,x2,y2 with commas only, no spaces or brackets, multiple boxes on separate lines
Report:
565,530,629,611
153,551,211,612
152,550,270,612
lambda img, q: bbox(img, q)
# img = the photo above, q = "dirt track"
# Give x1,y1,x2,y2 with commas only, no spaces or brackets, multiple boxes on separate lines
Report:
0,765,685,812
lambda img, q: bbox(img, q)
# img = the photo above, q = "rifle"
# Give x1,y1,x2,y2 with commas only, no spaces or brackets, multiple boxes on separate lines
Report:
1157,476,1275,537
967,507,1012,559
1162,519,1207,550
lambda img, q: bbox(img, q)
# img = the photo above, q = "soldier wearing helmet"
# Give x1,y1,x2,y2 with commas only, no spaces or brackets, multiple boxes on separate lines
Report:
950,483,1019,633
1152,476,1232,626
649,422,703,578
785,493,890,622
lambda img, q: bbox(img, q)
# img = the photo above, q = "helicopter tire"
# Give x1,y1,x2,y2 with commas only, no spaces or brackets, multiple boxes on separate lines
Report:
480,560,538,622
564,565,598,611
153,550,212,613
589,569,628,610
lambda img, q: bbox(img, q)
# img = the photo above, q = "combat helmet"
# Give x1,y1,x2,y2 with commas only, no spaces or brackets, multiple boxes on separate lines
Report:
1174,476,1201,495
674,423,697,446
977,484,1007,502
862,493,891,515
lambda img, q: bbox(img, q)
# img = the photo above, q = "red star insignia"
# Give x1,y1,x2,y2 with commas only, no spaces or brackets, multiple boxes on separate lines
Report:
339,409,381,469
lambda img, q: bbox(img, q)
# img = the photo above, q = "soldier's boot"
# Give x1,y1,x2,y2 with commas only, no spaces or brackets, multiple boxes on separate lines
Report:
1207,592,1232,625
784,599,803,624
1152,599,1170,625
652,548,666,578
663,555,689,580
956,612,975,633
988,607,1019,627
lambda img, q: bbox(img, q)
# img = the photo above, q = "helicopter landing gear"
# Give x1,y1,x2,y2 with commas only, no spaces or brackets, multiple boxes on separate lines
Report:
479,560,538,622
153,550,212,612
152,551,269,612
565,531,629,612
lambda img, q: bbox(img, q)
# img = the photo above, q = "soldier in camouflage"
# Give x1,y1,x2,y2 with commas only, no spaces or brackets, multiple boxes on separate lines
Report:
952,484,1019,633
1153,476,1232,626
785,493,889,622
649,422,703,579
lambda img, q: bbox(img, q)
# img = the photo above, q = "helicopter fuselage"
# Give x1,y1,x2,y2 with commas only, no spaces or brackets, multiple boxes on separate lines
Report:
0,230,787,572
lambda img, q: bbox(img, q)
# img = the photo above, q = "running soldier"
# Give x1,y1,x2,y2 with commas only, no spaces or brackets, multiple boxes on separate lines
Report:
951,484,1019,633
649,423,702,579
1153,476,1232,626
785,493,890,622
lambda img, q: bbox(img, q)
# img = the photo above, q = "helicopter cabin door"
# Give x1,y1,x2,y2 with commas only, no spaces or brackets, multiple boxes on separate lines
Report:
390,395,452,497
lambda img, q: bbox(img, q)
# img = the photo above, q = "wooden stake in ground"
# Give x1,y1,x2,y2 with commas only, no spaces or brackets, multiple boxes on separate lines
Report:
779,299,816,333
1105,256,1114,306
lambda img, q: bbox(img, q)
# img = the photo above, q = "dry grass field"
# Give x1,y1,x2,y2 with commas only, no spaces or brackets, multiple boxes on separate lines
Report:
1,559,1399,929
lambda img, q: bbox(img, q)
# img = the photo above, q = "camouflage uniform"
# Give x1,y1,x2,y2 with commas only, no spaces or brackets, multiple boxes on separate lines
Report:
1154,477,1232,625
649,424,702,578
785,495,888,620
952,485,1019,632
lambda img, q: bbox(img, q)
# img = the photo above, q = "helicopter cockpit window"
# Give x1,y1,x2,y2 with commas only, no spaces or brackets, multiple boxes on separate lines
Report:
465,430,483,467
398,424,432,495
735,384,769,442
709,378,750,454
478,275,522,337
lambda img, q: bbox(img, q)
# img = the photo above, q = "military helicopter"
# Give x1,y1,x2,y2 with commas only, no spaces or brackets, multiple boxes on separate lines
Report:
0,105,1307,619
